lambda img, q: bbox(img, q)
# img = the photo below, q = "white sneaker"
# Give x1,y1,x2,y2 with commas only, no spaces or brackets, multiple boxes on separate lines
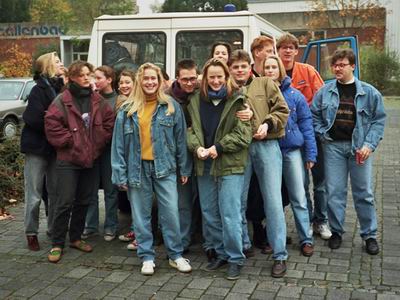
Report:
169,257,192,273
141,260,155,275
127,240,138,250
313,223,332,240
104,234,116,242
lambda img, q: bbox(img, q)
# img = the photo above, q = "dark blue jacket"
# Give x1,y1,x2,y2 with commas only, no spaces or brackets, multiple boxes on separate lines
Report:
278,76,317,162
20,76,62,156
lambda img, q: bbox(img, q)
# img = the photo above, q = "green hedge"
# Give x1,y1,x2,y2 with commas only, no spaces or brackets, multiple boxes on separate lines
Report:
0,137,24,208
360,46,400,96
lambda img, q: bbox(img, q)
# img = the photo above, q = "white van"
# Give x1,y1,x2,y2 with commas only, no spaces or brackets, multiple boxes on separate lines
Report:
87,11,283,77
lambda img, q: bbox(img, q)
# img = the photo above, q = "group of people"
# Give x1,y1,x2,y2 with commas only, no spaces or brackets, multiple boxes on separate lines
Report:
21,32,386,281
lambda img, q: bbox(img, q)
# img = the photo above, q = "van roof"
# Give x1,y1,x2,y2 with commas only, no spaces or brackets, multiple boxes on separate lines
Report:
95,10,257,21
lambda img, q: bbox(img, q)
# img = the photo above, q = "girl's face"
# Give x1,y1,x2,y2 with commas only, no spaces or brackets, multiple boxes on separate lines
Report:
94,70,111,92
213,45,229,63
141,68,159,96
54,56,64,76
206,65,226,92
118,75,134,96
264,58,280,81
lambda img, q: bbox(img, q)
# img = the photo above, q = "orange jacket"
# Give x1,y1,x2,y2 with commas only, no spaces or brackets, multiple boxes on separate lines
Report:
291,62,324,106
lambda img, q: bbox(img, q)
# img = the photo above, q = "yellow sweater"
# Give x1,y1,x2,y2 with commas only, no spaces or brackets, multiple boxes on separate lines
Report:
138,96,158,160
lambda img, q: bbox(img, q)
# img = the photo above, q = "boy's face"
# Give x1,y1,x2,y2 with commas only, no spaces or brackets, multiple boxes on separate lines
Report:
278,42,298,66
229,60,251,86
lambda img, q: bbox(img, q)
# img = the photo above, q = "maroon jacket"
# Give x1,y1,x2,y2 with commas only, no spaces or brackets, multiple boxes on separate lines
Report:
45,89,114,168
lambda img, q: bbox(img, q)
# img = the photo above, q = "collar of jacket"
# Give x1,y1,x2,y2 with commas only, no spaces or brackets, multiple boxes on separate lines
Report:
328,77,366,98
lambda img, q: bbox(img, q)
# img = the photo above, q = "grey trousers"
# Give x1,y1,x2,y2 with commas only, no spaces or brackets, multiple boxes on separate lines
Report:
24,153,57,236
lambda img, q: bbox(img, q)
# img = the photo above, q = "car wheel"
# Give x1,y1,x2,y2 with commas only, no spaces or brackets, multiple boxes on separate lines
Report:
1,118,18,139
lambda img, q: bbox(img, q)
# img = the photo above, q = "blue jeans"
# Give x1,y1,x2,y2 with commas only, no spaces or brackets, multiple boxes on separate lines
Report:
323,141,377,239
197,160,245,264
304,140,328,224
24,153,57,236
85,145,119,235
242,139,288,261
127,160,183,262
177,165,197,249
283,149,313,245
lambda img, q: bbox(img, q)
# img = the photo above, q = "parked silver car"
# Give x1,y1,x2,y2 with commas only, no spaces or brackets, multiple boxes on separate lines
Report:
0,78,36,139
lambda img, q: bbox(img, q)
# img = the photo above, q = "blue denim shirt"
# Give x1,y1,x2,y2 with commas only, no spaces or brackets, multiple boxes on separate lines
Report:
310,78,386,152
111,98,191,187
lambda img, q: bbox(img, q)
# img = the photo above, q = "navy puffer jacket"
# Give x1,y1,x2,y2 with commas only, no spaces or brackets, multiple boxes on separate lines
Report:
278,76,317,162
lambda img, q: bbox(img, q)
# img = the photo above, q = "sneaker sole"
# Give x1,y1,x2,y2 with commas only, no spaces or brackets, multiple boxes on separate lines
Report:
169,261,192,273
226,275,240,280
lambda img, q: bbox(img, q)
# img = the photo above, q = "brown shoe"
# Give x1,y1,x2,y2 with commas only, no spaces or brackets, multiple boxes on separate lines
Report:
271,260,286,278
261,243,273,255
27,235,40,251
301,243,314,257
69,240,93,253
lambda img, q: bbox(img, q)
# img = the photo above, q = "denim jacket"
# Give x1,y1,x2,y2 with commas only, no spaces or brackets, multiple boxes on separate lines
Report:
111,98,191,187
310,78,386,152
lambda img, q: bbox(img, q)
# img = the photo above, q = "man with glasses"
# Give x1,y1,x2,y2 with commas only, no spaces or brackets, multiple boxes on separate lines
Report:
166,59,199,253
311,49,385,255
276,33,330,241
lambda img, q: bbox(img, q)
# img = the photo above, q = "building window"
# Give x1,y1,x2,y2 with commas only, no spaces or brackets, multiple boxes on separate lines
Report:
72,40,89,62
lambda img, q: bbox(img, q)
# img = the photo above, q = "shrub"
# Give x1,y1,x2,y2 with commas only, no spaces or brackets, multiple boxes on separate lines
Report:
0,137,24,208
360,45,400,95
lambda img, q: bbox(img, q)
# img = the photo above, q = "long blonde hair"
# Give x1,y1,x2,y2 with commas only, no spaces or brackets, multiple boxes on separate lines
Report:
200,58,238,99
125,63,174,117
34,52,59,78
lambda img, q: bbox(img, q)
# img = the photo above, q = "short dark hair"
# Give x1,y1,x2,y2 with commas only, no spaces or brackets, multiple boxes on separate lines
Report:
95,65,116,83
209,41,232,59
228,49,251,66
331,49,356,65
175,59,197,78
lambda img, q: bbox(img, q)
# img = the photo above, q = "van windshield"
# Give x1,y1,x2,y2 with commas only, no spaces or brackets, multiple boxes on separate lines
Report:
102,32,166,73
176,30,243,69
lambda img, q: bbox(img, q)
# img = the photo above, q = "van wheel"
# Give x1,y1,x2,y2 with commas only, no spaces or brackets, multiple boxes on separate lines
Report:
1,118,18,139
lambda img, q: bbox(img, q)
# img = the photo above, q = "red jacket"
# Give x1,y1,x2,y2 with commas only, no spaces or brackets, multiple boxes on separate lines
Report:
45,89,114,168
291,62,324,106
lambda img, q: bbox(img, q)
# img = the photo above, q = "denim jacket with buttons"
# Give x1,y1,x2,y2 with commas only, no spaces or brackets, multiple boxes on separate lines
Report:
111,97,191,187
310,78,386,152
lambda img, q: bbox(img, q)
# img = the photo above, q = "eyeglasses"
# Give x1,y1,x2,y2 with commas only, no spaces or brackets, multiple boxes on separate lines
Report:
179,77,197,84
331,63,351,69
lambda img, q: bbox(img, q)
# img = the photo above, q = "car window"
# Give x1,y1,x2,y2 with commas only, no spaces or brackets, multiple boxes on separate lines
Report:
22,81,36,101
0,82,24,100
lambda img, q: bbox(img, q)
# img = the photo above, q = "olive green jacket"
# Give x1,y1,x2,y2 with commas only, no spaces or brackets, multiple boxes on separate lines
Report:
187,90,252,177
245,77,289,139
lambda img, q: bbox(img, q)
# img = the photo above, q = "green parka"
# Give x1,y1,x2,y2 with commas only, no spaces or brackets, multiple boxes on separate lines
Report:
187,89,252,177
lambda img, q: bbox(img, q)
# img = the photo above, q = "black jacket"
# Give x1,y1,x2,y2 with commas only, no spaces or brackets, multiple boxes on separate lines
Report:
20,76,62,156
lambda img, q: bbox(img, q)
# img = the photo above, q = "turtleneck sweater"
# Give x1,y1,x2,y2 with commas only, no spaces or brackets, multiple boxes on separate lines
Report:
138,95,158,160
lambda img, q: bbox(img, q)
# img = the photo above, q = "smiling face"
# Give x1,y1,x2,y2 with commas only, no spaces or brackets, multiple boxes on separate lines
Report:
70,66,91,88
141,68,159,96
264,58,280,81
213,45,229,63
118,75,134,96
206,65,226,92
177,68,197,94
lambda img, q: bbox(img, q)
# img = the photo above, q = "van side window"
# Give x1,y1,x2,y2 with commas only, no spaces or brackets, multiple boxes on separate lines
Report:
176,30,243,69
102,32,166,73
